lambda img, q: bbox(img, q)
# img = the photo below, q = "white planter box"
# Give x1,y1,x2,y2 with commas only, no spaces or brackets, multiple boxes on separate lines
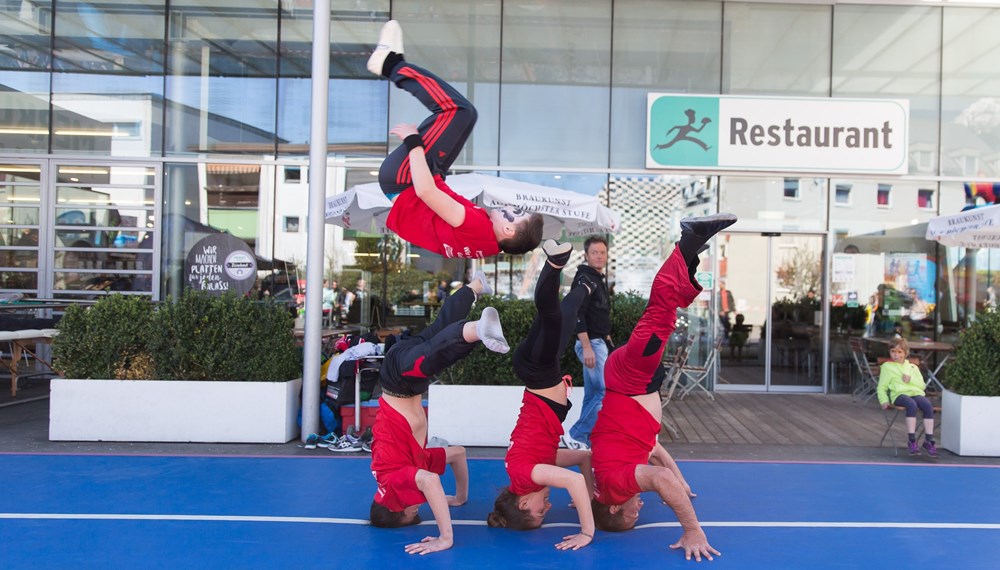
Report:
941,389,1000,457
428,384,584,447
49,378,302,444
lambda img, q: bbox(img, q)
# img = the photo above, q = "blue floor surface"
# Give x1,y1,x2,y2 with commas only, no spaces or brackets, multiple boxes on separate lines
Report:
2,454,998,568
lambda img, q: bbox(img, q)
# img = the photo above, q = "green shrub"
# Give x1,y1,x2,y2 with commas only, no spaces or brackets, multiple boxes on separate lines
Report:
149,291,301,382
53,291,301,382
53,294,154,379
944,310,1000,397
441,291,647,386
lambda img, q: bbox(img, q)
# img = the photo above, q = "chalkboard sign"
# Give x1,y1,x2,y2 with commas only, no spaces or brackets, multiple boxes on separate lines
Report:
185,234,257,296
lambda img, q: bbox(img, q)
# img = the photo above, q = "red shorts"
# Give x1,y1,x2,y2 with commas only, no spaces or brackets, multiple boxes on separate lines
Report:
595,464,641,505
373,447,446,512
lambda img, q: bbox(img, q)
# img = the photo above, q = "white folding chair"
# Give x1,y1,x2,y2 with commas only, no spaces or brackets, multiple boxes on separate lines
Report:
678,335,721,400
848,337,879,403
660,343,690,438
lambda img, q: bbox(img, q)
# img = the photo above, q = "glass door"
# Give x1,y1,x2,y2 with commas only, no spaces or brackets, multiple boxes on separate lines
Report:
715,231,826,392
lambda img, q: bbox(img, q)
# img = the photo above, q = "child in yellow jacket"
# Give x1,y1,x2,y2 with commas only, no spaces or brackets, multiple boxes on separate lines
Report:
877,338,937,457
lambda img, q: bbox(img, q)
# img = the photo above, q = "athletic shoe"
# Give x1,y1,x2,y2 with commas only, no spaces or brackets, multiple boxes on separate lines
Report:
680,213,738,239
472,270,493,296
476,306,509,353
922,440,938,458
362,440,372,453
315,432,339,449
304,433,321,449
907,440,920,456
427,436,450,448
367,20,403,76
542,239,573,268
560,434,590,451
327,435,361,453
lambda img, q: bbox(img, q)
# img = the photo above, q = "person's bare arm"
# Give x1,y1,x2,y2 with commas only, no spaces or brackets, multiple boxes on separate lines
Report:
406,470,454,555
530,464,595,550
445,446,468,506
556,448,594,499
649,443,695,498
390,124,465,227
577,332,595,368
635,464,720,562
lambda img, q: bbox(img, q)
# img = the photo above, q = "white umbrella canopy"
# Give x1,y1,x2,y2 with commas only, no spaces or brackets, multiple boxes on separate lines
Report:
323,185,392,233
926,204,1000,249
446,173,622,239
326,174,623,239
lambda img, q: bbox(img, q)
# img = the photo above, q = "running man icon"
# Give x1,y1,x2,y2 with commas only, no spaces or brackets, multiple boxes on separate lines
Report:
655,109,712,151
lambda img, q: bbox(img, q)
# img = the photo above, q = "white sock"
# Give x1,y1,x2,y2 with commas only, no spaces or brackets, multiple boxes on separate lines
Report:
475,307,509,353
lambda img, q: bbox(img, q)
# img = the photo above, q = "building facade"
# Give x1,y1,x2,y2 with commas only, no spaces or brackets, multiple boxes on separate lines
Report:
3,0,999,392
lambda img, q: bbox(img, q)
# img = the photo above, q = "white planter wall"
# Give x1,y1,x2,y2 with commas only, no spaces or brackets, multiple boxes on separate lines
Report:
428,384,584,447
941,389,1000,457
49,378,302,444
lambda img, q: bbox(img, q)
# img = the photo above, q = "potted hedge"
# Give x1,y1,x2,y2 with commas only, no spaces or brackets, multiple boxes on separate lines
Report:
429,292,647,446
940,309,1000,456
49,292,303,444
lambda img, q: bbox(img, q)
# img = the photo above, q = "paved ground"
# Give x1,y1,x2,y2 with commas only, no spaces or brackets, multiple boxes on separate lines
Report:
3,376,999,466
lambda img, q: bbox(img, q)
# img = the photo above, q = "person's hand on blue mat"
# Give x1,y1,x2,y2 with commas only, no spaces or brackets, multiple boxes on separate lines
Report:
669,528,720,562
445,495,466,506
405,535,453,555
555,531,593,551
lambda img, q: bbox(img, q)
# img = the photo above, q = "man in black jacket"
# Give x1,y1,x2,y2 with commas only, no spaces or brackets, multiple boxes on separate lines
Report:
565,235,611,449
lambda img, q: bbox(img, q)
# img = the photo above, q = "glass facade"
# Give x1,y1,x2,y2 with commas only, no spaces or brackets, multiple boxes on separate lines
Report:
3,0,1000,393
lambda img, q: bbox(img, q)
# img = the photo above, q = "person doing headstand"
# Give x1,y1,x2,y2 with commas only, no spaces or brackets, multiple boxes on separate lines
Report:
367,20,543,259
589,213,737,562
369,272,508,555
486,239,596,550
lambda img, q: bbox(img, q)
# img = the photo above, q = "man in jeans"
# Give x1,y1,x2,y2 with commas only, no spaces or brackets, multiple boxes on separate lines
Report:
566,236,611,449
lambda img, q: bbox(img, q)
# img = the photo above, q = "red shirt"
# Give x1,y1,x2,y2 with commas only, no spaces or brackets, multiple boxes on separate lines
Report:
505,391,563,496
386,177,500,259
370,397,446,512
590,391,659,505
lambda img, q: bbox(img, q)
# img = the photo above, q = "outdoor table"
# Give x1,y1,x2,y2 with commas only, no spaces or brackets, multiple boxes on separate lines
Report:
864,337,953,393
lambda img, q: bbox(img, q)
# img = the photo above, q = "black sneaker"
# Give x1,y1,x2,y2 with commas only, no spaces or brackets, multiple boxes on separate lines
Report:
680,213,738,238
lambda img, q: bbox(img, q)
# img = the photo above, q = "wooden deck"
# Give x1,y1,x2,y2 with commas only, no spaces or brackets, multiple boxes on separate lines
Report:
660,392,938,447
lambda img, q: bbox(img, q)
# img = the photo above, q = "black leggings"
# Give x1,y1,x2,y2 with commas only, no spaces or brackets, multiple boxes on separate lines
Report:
380,286,478,397
378,61,477,195
512,261,588,390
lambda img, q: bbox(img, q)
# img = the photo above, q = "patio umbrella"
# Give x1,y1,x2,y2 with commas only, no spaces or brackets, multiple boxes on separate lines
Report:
926,204,1000,249
446,173,621,239
323,185,392,234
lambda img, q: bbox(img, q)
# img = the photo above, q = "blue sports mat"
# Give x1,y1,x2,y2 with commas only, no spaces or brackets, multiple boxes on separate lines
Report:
2,454,998,568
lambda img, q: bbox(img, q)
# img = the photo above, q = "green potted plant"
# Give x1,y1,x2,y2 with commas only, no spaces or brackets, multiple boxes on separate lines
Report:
940,309,1000,456
49,292,303,444
429,291,646,446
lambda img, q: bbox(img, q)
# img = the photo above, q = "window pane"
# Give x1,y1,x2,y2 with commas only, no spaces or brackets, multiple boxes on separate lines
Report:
719,176,826,232
1,0,52,152
277,4,389,157
611,0,721,169
500,1,611,168
165,0,278,155
723,3,831,95
833,5,941,176
51,0,165,156
941,7,1000,178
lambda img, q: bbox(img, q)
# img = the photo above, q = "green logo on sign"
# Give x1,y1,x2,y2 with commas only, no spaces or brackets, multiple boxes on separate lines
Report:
649,96,719,167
